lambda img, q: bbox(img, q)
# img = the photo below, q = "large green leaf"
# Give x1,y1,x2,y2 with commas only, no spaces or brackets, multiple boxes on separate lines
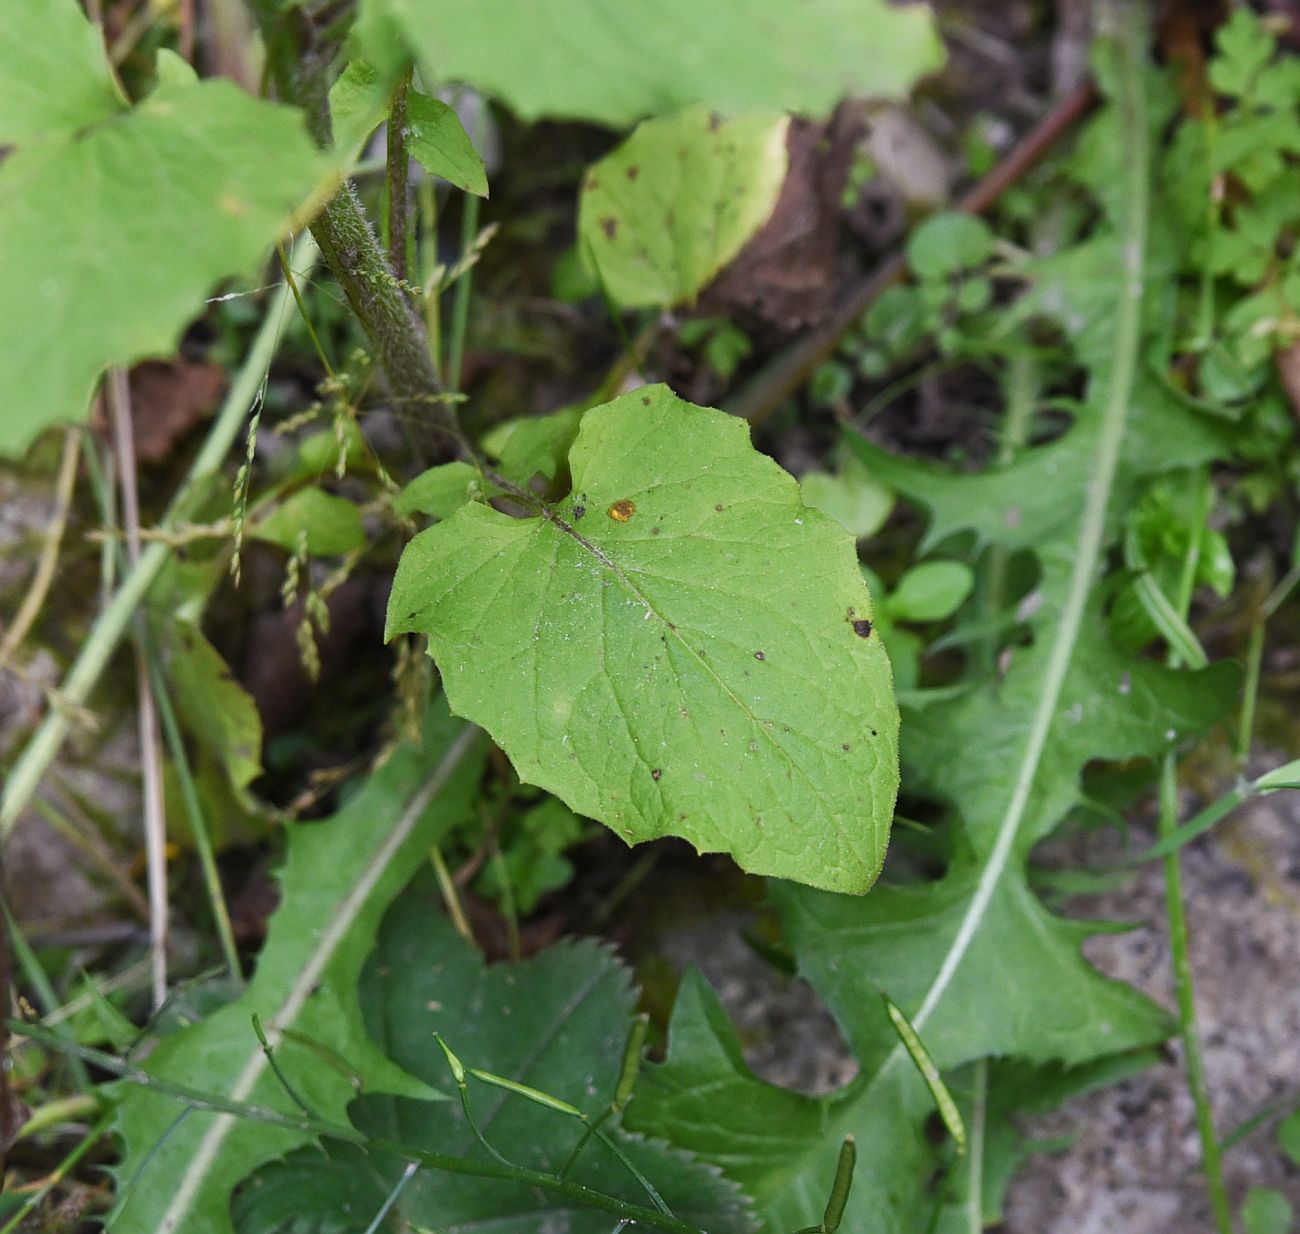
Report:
0,0,329,457
356,0,943,126
771,862,1171,1073
629,41,1240,1231
579,107,789,309
234,888,754,1234
387,385,899,894
108,704,485,1234
0,0,123,142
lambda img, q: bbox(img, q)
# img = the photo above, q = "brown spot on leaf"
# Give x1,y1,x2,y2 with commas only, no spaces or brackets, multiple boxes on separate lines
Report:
651,768,662,781
851,619,873,638
608,499,636,522
626,165,640,180
714,503,724,512
573,504,586,520
754,650,766,661
600,216,618,239
841,743,851,752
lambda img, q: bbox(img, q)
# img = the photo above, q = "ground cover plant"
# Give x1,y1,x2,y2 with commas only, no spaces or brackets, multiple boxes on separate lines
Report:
4,1,1300,1231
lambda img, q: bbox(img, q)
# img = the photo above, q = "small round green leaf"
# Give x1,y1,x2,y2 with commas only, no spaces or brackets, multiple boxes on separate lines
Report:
388,386,899,893
887,561,974,623
905,212,994,281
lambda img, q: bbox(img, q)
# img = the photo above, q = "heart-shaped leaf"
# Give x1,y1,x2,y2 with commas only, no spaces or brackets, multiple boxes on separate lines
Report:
387,385,898,893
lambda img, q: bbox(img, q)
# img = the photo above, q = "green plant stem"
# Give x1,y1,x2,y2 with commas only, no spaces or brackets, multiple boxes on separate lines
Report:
1132,780,1251,864
1237,562,1300,768
363,1160,418,1234
418,179,443,377
143,646,243,982
1238,620,1264,769
980,350,1039,672
447,194,480,394
3,906,93,1095
12,1022,709,1234
965,1061,987,1234
0,1111,114,1234
254,14,461,456
1157,471,1233,1234
0,233,320,841
1159,755,1233,1234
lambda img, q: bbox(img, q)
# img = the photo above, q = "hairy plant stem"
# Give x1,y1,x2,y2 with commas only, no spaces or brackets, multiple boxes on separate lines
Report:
385,68,413,286
257,10,464,458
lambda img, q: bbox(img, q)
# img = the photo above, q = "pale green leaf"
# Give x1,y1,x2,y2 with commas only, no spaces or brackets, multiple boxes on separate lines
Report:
252,488,366,555
329,59,390,154
579,107,789,309
0,0,123,143
393,460,480,518
387,385,898,894
887,561,973,623
629,967,1164,1234
107,706,485,1234
1243,1188,1295,1234
234,894,754,1234
406,90,488,196
0,0,329,457
167,623,263,803
906,212,994,280
485,405,585,486
629,969,938,1234
799,457,894,539
357,0,944,127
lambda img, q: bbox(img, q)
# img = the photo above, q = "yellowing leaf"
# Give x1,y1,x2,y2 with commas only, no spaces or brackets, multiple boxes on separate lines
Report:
579,107,789,309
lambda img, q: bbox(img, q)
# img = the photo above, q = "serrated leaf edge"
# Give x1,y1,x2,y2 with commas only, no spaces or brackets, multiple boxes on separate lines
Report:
135,724,478,1234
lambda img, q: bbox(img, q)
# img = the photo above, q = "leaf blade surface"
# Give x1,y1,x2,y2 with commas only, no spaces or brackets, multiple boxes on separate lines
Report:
387,386,898,893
